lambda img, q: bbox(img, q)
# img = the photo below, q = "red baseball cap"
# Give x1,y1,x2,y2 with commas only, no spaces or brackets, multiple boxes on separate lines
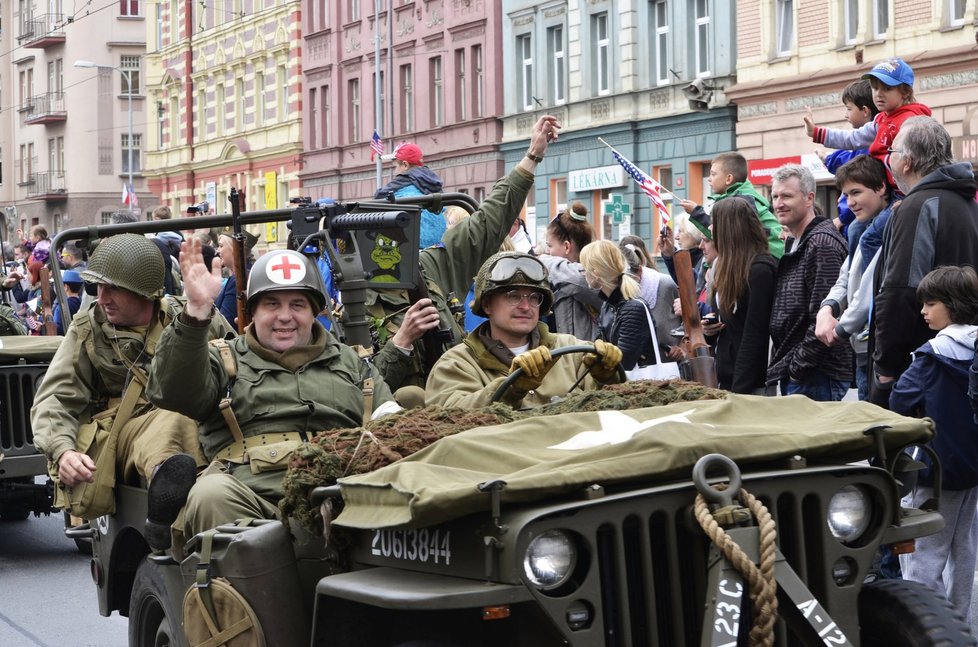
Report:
381,142,423,165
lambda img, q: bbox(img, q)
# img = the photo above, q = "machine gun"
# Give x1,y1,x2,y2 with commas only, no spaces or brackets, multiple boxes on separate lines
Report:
49,202,417,345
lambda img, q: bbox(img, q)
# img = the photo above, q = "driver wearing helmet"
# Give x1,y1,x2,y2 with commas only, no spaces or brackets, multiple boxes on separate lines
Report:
31,234,234,547
425,252,624,409
146,240,398,544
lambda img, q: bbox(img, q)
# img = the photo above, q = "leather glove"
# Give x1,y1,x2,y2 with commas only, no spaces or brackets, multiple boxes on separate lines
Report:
509,346,555,395
583,340,623,383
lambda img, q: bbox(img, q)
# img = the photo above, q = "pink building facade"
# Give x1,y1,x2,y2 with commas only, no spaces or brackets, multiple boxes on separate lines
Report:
300,1,505,203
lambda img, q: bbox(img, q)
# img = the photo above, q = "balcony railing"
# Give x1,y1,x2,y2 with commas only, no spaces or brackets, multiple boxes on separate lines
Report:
26,171,67,200
17,13,66,48
23,93,67,125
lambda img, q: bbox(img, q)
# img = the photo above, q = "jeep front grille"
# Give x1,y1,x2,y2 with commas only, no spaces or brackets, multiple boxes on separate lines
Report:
523,472,882,647
0,366,44,454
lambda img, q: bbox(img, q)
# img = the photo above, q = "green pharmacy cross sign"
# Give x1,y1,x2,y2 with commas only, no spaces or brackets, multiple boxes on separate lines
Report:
604,194,631,224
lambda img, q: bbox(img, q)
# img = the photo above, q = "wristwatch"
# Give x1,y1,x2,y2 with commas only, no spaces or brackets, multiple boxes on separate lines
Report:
525,151,544,163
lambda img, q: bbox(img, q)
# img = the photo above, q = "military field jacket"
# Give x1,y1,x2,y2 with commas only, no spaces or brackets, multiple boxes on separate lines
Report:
147,317,394,462
31,298,232,465
425,323,600,410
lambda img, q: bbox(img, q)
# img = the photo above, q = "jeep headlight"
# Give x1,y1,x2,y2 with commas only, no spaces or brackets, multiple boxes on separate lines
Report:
827,485,872,543
523,529,577,590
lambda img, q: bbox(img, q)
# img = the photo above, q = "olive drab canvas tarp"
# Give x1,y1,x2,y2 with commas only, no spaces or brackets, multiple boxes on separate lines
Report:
0,335,63,363
333,395,934,530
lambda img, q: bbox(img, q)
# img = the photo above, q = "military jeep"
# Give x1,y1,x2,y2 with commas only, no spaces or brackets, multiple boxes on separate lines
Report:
53,206,976,647
84,393,977,647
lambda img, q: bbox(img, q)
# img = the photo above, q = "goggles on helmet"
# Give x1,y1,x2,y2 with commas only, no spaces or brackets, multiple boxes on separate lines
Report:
487,255,546,283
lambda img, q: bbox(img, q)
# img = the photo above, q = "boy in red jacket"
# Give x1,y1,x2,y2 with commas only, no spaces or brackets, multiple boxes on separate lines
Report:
804,57,931,189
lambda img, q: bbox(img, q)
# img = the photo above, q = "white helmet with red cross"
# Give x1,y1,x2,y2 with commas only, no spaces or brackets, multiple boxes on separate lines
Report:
245,249,327,313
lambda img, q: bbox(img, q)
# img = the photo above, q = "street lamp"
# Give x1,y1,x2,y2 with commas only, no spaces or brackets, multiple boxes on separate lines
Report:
75,59,134,215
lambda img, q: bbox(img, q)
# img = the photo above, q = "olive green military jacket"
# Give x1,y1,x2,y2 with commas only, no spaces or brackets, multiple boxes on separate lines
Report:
371,165,536,391
31,297,233,465
424,323,601,410
147,317,394,465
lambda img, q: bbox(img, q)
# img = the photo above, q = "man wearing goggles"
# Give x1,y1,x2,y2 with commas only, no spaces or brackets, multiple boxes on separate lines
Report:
425,252,624,409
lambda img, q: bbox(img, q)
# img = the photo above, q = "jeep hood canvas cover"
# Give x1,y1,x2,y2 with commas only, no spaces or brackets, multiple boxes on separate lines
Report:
334,395,933,529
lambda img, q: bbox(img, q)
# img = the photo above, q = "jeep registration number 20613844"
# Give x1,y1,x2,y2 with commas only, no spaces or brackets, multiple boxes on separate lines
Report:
371,528,453,565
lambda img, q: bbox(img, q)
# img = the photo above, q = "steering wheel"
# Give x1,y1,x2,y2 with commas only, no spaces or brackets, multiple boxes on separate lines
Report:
490,344,627,403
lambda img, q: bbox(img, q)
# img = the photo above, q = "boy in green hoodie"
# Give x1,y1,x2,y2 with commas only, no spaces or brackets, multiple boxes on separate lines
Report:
679,151,784,259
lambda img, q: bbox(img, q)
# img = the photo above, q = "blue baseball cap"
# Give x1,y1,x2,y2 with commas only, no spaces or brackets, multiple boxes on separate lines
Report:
62,270,83,285
862,57,914,87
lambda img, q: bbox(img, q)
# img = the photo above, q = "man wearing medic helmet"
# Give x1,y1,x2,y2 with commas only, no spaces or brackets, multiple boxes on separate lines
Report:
146,240,398,545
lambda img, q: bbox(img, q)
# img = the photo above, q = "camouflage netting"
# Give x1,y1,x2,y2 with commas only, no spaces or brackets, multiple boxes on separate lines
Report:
280,379,726,534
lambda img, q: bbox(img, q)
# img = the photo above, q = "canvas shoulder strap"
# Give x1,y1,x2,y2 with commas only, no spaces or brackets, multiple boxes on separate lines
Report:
208,339,245,445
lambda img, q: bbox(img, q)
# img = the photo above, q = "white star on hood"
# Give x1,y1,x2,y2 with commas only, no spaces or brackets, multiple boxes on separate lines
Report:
548,409,702,451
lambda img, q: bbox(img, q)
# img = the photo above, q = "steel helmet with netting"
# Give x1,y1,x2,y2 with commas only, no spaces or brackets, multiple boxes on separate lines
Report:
81,234,165,299
472,252,553,317
246,249,327,313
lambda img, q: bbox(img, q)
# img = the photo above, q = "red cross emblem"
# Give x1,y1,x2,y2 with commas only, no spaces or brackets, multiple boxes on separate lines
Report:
265,253,305,285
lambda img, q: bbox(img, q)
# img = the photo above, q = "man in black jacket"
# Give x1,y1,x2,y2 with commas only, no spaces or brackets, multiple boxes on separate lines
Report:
869,116,978,408
767,164,853,400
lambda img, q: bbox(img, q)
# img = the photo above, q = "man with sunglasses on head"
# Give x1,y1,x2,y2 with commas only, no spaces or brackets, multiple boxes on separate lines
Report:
425,252,624,409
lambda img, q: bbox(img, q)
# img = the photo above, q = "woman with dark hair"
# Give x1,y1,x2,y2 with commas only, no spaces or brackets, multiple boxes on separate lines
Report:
709,198,777,393
538,201,601,340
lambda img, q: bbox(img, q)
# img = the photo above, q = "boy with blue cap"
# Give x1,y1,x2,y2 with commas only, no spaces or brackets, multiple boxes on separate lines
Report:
804,57,931,188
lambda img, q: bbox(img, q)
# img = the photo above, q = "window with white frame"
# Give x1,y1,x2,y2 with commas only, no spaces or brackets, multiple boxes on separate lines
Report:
473,45,484,117
236,78,245,131
119,0,139,17
196,89,206,140
431,56,443,127
592,13,610,95
547,25,565,105
652,0,670,85
278,64,289,119
843,0,859,44
121,56,141,95
348,0,359,21
348,78,360,143
872,0,888,38
169,0,178,41
321,83,330,147
255,71,265,126
455,49,467,120
121,133,141,173
949,0,966,25
400,64,413,132
694,0,710,76
517,33,533,111
170,94,179,143
775,0,794,56
309,87,318,148
156,2,163,49
216,84,225,135
157,100,165,148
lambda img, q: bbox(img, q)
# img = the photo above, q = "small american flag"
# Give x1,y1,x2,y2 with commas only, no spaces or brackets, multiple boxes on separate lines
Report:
611,149,668,215
370,130,384,161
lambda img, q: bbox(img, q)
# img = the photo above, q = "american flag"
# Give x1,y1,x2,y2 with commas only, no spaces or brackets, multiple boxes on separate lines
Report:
370,130,384,161
611,149,668,215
